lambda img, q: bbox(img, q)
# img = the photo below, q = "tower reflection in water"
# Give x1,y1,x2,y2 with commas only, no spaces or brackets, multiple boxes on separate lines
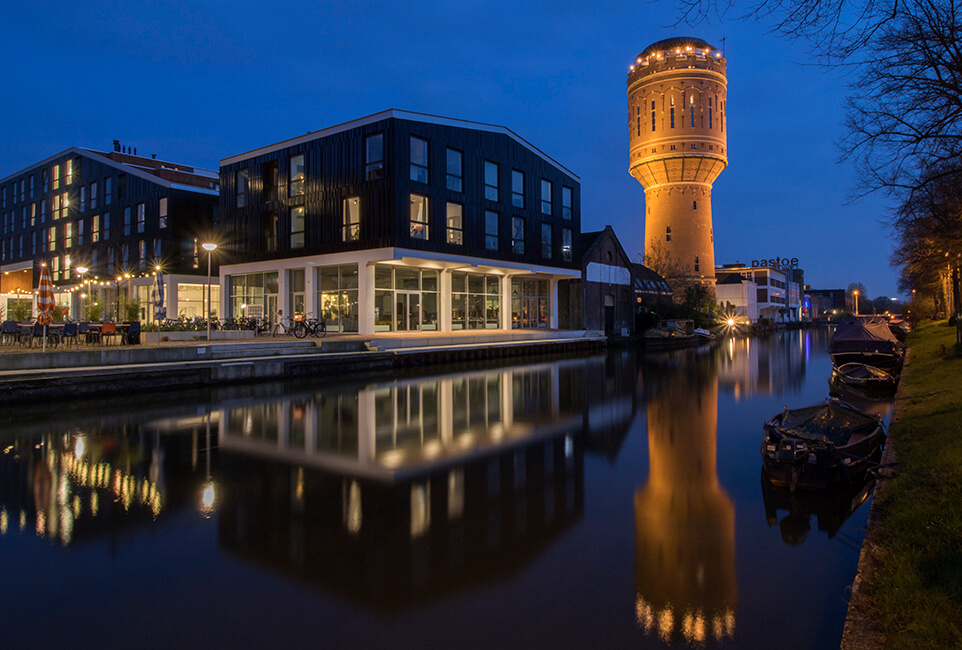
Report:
214,359,602,613
635,349,737,644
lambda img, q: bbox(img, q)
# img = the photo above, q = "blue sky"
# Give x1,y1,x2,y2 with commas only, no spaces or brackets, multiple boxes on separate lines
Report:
0,0,900,298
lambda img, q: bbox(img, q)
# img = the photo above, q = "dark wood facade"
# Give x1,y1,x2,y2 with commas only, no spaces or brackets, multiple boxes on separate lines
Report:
219,112,581,270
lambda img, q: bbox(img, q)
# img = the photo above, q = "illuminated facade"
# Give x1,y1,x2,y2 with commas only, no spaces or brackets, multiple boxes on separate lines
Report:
627,37,727,287
218,110,581,334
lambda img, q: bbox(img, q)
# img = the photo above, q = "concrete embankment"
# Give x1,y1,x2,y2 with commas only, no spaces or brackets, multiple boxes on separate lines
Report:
0,331,605,403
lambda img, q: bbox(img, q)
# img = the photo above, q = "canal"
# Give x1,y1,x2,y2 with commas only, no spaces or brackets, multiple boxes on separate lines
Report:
0,327,890,648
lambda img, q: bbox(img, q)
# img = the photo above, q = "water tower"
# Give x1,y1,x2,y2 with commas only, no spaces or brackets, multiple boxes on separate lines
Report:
628,37,728,287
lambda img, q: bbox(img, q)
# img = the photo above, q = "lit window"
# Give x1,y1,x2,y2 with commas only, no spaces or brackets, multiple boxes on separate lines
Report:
65,159,73,185
365,133,384,180
289,154,305,197
484,161,499,201
446,148,462,192
511,216,524,254
446,202,463,245
541,179,552,215
290,206,305,248
236,169,249,207
52,164,60,190
410,136,428,183
93,216,101,243
410,194,429,240
343,197,360,241
484,210,499,250
65,222,73,248
512,170,524,208
159,197,167,228
48,226,56,251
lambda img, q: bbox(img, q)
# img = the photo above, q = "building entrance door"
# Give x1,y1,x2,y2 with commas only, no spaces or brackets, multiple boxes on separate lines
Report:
396,292,421,331
522,297,539,328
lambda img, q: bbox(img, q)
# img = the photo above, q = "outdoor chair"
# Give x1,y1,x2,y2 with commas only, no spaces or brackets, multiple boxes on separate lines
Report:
31,322,56,348
78,322,93,345
122,321,141,345
1,320,22,346
61,322,78,347
100,322,118,345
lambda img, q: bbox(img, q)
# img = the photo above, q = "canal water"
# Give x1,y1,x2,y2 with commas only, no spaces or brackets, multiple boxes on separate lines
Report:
0,327,890,649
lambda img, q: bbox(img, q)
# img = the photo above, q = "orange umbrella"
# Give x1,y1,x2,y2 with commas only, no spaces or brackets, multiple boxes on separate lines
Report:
37,263,54,351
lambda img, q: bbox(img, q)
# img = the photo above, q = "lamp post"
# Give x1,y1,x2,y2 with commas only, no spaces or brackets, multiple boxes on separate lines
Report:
202,243,217,341
76,266,88,321
853,290,860,316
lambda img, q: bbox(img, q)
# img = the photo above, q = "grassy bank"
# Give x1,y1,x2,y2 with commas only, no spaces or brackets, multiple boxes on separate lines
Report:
865,319,962,647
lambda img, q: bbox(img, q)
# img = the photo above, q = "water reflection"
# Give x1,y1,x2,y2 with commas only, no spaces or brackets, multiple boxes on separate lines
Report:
213,358,624,613
635,348,737,644
761,473,876,546
718,330,814,400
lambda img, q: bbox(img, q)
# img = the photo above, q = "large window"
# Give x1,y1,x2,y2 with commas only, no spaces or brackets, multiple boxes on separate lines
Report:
446,202,463,245
228,271,279,321
451,272,500,330
410,194,429,240
290,206,305,248
318,264,359,333
410,136,428,183
289,154,305,197
512,170,524,208
541,223,552,259
446,148,462,192
541,179,552,215
92,215,100,243
236,169,249,207
136,203,145,233
264,211,278,252
511,278,550,329
90,181,98,210
562,186,572,220
365,133,384,180
511,216,524,254
343,197,360,241
484,210,499,250
52,164,60,190
374,265,439,332
262,161,278,202
104,177,112,205
123,207,131,235
484,161,499,201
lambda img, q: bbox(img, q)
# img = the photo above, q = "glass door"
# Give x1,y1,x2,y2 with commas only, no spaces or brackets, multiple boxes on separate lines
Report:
395,292,421,332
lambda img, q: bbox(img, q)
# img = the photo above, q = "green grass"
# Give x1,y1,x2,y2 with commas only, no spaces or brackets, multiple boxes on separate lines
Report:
867,319,962,648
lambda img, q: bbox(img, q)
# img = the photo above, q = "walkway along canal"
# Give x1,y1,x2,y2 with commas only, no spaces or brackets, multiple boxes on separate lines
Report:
0,327,886,648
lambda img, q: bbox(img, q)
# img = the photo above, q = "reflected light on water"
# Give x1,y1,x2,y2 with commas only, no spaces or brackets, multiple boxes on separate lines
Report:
199,481,216,516
0,508,7,535
74,436,85,459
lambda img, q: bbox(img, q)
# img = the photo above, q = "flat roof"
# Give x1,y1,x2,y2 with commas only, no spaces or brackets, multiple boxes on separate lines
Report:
220,109,580,180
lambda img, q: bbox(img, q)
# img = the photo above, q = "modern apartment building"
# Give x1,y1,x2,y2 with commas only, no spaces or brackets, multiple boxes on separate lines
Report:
217,110,581,334
0,144,219,320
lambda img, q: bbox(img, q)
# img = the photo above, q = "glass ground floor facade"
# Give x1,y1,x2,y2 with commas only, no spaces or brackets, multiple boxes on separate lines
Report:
220,248,577,335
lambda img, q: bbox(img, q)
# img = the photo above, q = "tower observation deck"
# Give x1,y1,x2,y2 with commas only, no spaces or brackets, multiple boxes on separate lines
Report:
628,37,727,287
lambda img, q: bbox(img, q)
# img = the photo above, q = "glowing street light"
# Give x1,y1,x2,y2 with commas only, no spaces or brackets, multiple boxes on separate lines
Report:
853,290,860,316
76,266,88,320
202,243,217,341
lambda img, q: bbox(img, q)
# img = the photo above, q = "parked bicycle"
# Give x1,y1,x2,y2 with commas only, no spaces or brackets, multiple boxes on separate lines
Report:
292,313,327,338
272,312,297,337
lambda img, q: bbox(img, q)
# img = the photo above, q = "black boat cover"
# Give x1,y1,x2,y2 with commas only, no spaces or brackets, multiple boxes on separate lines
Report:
770,402,880,446
829,317,904,355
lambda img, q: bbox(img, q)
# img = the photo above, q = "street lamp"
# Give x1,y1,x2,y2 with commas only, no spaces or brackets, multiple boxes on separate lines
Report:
853,290,860,316
202,242,217,341
76,266,88,321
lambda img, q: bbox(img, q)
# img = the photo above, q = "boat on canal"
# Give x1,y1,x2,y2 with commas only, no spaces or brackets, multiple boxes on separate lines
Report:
828,316,905,373
761,399,885,491
832,362,898,390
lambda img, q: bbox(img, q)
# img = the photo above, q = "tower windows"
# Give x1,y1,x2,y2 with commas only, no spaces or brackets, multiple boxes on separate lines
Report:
690,94,695,127
651,100,656,132
693,201,697,210
636,106,641,137
709,97,713,129
694,255,700,272
670,97,675,128
666,226,671,242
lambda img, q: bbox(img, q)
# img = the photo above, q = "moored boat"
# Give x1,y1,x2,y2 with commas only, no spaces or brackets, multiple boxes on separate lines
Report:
832,362,898,390
760,399,885,491
829,316,905,372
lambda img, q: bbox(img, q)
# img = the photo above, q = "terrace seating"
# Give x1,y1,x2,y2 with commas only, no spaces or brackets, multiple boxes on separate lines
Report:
100,322,118,345
122,321,141,345
1,320,22,346
61,322,79,347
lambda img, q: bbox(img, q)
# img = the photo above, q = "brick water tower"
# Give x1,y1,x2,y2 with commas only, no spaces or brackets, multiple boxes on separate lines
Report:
628,37,727,288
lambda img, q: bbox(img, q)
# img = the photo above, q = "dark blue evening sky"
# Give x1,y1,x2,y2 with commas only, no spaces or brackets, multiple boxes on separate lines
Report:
0,0,900,299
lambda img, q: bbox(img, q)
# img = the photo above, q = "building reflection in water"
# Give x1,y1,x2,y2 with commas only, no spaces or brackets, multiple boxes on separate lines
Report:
0,419,216,547
211,357,639,613
634,349,737,644
717,329,818,400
